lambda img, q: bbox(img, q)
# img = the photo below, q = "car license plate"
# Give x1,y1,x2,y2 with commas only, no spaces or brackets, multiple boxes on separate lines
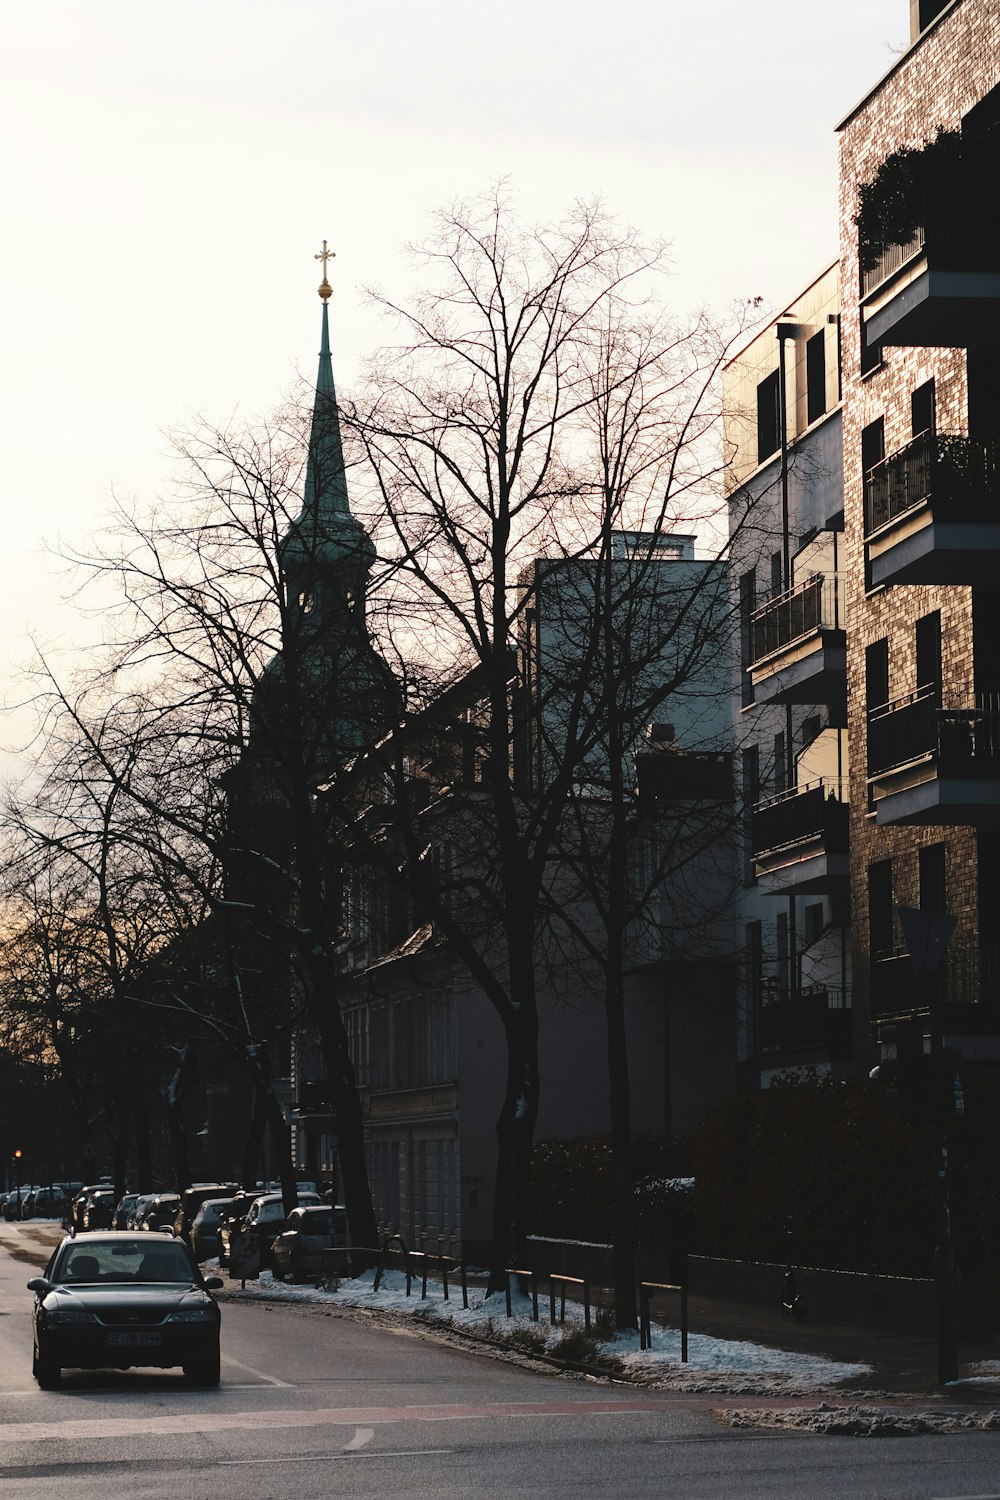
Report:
105,1332,161,1347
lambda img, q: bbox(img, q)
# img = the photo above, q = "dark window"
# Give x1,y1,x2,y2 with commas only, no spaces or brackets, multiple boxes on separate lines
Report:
801,713,822,749
919,843,947,914
968,350,1000,442
861,416,885,476
770,550,783,596
776,911,789,996
756,370,780,463
866,639,890,807
742,746,759,885
860,319,883,376
806,330,826,424
911,379,936,438
915,611,942,698
804,902,824,946
868,858,894,957
746,920,763,1046
865,638,890,716
739,570,756,706
773,731,786,793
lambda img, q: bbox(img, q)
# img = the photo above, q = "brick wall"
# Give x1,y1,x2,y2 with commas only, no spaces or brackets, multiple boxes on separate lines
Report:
838,0,1000,1053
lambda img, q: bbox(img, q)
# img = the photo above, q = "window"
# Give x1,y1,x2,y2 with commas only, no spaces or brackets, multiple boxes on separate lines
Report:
865,638,890,716
806,330,826,424
860,320,883,376
911,378,936,438
919,843,947,915
773,731,786,793
868,858,894,957
739,570,756,706
865,638,890,806
746,920,763,1047
915,611,942,699
776,911,789,996
804,902,824,947
968,351,1000,442
756,370,781,464
741,746,759,885
861,416,885,476
770,550,784,597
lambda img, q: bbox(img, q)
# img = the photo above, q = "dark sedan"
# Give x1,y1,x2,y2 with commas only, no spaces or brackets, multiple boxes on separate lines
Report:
28,1233,223,1389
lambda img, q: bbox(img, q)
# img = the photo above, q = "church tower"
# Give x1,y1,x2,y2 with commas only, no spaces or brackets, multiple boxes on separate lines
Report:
226,246,400,902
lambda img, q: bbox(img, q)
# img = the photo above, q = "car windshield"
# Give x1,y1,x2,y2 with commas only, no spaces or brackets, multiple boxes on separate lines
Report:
57,1240,195,1284
297,1210,333,1233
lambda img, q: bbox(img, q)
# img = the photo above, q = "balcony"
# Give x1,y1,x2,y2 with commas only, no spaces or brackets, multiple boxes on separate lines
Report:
748,573,846,708
871,945,1000,1054
758,987,852,1059
859,133,1000,349
864,433,1000,587
867,689,1000,828
752,777,849,894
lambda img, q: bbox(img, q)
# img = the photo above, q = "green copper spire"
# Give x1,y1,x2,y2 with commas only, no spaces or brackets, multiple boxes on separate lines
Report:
282,242,373,578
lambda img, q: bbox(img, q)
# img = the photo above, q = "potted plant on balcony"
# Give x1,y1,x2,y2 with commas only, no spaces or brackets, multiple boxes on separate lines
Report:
855,128,960,274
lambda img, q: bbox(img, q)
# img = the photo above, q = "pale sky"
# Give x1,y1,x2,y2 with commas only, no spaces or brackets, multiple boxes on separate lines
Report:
0,0,907,755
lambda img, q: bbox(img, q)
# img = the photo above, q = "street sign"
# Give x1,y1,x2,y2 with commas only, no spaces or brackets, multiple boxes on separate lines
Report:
228,1232,261,1281
898,907,956,976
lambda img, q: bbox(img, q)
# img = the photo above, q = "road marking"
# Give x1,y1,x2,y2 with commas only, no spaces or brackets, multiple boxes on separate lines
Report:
0,1398,676,1444
219,1354,294,1387
345,1426,374,1451
219,1449,454,1465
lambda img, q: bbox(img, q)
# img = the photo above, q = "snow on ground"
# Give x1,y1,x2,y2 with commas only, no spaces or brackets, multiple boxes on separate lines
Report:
214,1262,871,1395
721,1403,1000,1436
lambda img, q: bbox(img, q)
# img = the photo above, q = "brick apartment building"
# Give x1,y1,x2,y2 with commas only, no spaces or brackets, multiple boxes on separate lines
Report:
729,0,1000,1084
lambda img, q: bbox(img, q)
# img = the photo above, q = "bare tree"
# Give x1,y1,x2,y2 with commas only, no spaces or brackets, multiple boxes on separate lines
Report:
345,191,746,1290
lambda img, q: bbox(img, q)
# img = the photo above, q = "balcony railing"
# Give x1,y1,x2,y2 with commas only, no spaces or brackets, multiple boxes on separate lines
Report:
867,689,1000,779
752,776,849,857
871,944,1000,1018
750,574,844,666
865,432,1000,537
758,987,852,1055
861,228,926,299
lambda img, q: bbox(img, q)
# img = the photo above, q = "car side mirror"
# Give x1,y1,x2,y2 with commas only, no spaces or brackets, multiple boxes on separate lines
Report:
26,1277,51,1294
203,1275,224,1290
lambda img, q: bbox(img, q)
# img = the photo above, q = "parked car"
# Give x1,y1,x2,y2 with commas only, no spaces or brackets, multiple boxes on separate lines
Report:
27,1231,223,1388
128,1193,159,1229
271,1204,347,1282
28,1186,74,1220
174,1184,239,1246
82,1189,118,1231
138,1194,181,1232
187,1197,235,1263
3,1188,33,1220
71,1182,113,1228
238,1192,322,1269
113,1193,140,1230
216,1189,274,1265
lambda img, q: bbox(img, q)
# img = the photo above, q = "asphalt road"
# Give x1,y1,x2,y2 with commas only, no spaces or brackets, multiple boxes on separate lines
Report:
2,1227,999,1498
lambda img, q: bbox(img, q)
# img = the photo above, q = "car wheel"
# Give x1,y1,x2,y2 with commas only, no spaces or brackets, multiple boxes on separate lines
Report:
33,1347,61,1390
183,1349,221,1387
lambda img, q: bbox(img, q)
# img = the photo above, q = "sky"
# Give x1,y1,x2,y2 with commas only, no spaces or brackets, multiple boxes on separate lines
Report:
0,0,908,760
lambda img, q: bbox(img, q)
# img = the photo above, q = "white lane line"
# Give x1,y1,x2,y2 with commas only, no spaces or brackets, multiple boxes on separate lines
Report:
219,1355,294,1387
345,1427,374,1451
219,1450,455,1465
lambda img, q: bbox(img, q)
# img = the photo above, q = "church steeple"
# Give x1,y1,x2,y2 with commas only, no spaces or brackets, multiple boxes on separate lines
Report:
281,242,374,592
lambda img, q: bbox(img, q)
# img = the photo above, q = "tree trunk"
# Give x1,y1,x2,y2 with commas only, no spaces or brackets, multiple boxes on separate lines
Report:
241,1085,268,1187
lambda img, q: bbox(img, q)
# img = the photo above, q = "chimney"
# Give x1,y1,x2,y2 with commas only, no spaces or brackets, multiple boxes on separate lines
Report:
909,0,951,42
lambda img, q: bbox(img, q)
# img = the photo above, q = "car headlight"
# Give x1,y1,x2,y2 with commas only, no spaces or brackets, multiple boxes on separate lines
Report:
44,1309,98,1326
165,1307,216,1324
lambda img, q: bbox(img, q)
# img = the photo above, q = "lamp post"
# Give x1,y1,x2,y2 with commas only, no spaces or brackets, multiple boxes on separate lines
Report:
898,906,959,1386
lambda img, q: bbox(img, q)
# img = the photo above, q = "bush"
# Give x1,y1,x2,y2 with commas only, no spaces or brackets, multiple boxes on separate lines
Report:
691,1073,934,1277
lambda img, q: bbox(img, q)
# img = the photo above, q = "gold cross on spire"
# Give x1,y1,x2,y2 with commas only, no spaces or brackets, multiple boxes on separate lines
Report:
315,239,335,302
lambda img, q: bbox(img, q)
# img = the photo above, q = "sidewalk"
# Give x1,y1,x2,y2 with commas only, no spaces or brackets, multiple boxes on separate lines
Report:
681,1287,1000,1398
